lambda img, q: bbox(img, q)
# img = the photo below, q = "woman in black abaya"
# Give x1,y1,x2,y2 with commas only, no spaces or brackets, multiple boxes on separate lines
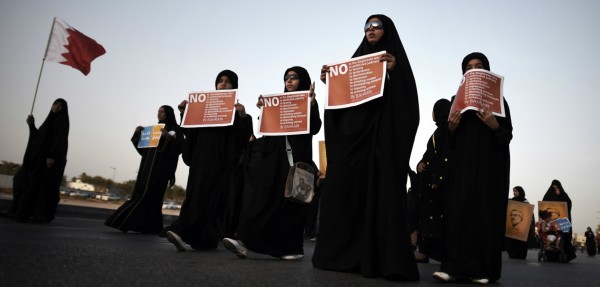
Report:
164,70,252,250
222,66,321,260
312,15,420,280
505,186,535,259
542,179,576,261
105,105,182,234
415,98,451,262
10,98,69,223
433,52,512,284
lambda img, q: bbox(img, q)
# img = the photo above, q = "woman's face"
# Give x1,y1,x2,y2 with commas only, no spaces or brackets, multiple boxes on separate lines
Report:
553,185,560,195
284,71,300,92
365,17,384,45
513,189,520,198
216,75,233,90
157,107,166,121
465,58,484,72
51,101,63,113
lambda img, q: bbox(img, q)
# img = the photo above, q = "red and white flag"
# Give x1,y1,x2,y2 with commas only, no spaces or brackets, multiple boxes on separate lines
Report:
44,17,106,75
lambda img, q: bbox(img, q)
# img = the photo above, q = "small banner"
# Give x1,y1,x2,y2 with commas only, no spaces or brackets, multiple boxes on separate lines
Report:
325,51,387,109
181,90,237,127
137,124,165,148
505,200,535,242
258,91,310,136
451,69,505,117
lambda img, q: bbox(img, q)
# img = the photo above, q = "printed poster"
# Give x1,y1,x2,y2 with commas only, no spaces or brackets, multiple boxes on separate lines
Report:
181,90,237,127
325,51,387,109
137,124,165,148
505,200,535,242
552,217,572,233
258,91,310,136
451,69,505,117
538,201,569,222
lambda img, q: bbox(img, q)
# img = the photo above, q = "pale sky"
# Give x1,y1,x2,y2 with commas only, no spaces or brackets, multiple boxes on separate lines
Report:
1,0,599,235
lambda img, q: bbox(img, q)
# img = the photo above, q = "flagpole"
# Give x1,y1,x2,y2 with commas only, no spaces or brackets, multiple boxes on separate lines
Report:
30,17,56,115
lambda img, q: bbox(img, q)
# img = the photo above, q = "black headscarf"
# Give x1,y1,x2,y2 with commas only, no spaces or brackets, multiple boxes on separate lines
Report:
511,186,526,202
283,66,311,92
461,52,490,74
433,99,450,126
37,98,70,161
158,105,178,130
543,179,572,211
215,70,238,89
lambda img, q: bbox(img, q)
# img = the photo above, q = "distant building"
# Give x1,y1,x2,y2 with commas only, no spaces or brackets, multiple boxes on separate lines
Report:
0,174,12,188
67,179,96,192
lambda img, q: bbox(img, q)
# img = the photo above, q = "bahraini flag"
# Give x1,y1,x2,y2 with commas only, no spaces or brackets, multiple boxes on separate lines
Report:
45,17,106,75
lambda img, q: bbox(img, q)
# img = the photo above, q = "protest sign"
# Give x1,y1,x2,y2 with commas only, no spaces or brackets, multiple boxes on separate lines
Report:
505,200,534,242
538,201,569,221
137,124,165,148
258,91,310,136
325,51,387,109
451,69,505,117
181,90,237,127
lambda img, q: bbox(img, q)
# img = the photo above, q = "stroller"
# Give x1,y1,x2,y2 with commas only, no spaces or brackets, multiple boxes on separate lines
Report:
536,210,568,262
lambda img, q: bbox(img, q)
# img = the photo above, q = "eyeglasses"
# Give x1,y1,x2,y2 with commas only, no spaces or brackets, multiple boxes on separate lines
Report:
284,74,300,81
364,21,383,32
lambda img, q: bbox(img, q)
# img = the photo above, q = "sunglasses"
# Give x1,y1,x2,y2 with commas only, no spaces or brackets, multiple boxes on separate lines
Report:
284,74,300,81
364,21,383,32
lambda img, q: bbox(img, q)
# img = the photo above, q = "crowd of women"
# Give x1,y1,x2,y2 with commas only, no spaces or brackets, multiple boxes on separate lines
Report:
4,13,594,284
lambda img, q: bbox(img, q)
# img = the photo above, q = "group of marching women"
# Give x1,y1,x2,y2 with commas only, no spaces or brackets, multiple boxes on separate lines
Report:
8,13,534,284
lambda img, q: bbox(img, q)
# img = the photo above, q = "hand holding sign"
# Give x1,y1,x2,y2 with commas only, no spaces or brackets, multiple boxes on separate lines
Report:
309,82,316,106
380,52,395,71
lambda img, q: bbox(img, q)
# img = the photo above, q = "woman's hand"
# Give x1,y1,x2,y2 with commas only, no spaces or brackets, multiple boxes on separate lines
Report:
135,126,144,133
256,95,264,109
476,108,499,130
381,53,396,72
449,109,462,132
177,100,188,113
320,65,329,84
26,115,35,125
417,162,427,173
235,100,247,118
309,82,316,106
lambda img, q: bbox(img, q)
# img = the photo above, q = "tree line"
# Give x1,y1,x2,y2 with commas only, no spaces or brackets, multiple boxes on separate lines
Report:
0,160,185,202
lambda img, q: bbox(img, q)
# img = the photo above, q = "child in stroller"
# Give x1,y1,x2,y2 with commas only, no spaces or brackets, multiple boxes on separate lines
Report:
537,210,567,262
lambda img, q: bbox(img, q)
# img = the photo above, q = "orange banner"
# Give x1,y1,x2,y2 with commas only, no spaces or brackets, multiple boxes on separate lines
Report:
318,141,326,178
325,51,386,109
451,69,505,117
505,200,534,242
181,90,237,127
258,91,310,136
538,201,569,221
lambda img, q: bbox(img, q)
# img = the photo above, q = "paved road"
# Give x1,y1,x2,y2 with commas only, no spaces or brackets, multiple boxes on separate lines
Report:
1,199,599,287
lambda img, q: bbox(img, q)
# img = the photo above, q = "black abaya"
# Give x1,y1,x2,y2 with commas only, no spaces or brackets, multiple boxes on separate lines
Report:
12,98,69,223
312,15,420,280
440,52,512,281
105,105,183,234
236,66,322,257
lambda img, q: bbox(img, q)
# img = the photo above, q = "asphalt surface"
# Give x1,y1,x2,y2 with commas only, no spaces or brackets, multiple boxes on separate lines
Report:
1,199,599,287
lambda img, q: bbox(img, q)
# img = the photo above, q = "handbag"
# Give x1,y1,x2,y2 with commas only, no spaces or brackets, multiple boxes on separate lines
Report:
284,137,315,204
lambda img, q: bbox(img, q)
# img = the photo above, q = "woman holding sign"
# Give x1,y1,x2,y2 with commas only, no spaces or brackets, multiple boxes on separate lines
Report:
312,15,420,280
505,186,535,259
105,105,183,234
163,70,253,250
432,53,512,284
222,66,321,260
